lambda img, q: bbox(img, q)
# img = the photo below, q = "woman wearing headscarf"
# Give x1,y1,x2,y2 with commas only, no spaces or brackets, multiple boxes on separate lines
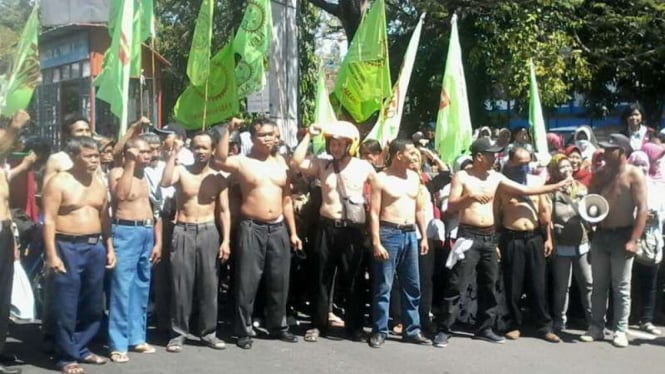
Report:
547,154,593,331
640,142,665,184
627,151,664,335
573,125,598,161
563,145,592,187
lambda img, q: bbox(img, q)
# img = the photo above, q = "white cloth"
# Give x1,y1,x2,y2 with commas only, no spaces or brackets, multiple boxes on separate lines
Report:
240,131,253,156
11,260,35,321
177,147,194,166
446,237,474,269
629,125,648,152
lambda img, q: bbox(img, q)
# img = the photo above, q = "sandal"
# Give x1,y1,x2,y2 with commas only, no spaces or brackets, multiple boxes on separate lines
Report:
328,312,345,328
81,353,108,365
130,343,156,354
166,338,183,353
110,351,129,363
304,328,320,343
61,363,85,374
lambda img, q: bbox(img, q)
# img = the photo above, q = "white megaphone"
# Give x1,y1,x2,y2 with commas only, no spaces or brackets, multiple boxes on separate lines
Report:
577,194,610,223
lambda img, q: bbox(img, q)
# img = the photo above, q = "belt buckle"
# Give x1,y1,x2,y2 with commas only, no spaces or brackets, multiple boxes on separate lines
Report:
144,219,153,227
87,236,98,245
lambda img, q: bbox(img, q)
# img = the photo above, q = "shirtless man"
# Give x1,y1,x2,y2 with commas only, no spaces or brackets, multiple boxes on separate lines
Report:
495,147,559,343
433,137,570,348
0,111,30,374
368,139,430,348
42,114,92,187
215,118,301,350
42,136,116,374
160,132,230,353
580,133,647,348
291,121,375,342
107,138,162,362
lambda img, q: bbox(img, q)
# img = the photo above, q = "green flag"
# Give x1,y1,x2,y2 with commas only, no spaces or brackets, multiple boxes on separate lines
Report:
529,59,549,161
312,68,338,155
332,0,391,123
130,0,156,77
95,0,134,136
174,44,239,130
366,13,424,145
434,14,472,168
0,5,40,117
233,0,272,98
187,0,214,87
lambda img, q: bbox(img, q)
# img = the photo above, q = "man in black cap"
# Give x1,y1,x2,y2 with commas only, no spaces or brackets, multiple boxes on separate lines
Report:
581,134,647,348
433,137,571,348
153,123,194,166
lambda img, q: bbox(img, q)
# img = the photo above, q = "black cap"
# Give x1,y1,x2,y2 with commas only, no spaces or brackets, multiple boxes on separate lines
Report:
469,137,503,155
152,123,187,139
598,133,632,154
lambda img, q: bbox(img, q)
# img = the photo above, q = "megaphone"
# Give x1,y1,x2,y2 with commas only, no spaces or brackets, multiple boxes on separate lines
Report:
577,194,609,223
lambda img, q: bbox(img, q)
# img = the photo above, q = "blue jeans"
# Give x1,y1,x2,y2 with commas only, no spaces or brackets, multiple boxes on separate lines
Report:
108,225,154,352
53,236,106,368
372,226,421,336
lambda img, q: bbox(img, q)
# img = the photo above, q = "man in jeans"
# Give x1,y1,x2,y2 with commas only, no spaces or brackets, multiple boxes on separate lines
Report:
433,138,570,348
581,134,647,347
368,139,430,348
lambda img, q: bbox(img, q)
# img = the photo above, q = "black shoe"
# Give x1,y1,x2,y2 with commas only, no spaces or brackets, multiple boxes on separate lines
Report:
236,336,253,350
270,331,298,343
433,332,450,348
474,329,506,344
0,355,21,365
403,333,431,345
0,365,21,374
368,332,386,348
345,329,366,342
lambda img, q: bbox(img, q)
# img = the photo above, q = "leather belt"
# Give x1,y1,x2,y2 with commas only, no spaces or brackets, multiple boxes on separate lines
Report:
113,218,154,227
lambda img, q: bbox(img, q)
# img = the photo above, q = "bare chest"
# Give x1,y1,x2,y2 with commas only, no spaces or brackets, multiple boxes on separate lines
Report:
321,166,367,195
381,175,418,200
241,158,287,188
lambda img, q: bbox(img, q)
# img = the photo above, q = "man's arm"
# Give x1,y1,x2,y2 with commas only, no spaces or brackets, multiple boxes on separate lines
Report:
8,151,36,181
213,120,243,173
282,165,302,251
160,148,181,187
0,110,30,158
150,218,163,264
101,191,116,269
290,126,321,177
370,174,389,260
112,117,149,165
447,173,489,212
628,168,649,252
493,186,503,231
42,176,66,273
113,148,139,200
538,194,553,257
217,178,231,262
499,174,569,196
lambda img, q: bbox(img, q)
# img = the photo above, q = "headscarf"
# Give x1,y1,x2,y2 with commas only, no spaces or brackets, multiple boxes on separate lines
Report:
573,125,598,160
546,153,567,183
564,145,592,187
641,142,665,180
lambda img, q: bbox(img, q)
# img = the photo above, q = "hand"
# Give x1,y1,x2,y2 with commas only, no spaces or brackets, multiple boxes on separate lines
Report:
125,147,140,161
544,240,553,257
625,239,637,257
469,192,492,204
9,110,30,130
308,124,322,136
22,151,37,166
131,116,151,132
419,238,429,255
558,177,574,190
47,255,67,274
218,241,231,263
229,117,244,132
106,250,117,269
150,244,162,264
373,244,389,261
419,147,434,160
290,234,303,252
166,140,182,159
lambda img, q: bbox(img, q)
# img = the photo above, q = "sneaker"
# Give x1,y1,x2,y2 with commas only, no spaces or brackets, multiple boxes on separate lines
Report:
368,332,386,348
432,332,450,348
201,336,226,350
579,326,603,342
473,329,506,344
505,329,520,340
640,322,662,336
542,332,561,343
403,333,431,345
612,332,628,348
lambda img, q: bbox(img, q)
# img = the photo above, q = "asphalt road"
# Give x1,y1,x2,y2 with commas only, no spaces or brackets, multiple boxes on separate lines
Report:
4,321,665,374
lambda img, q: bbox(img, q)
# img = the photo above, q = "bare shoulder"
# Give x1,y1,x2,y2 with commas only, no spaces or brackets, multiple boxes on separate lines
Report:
627,164,646,183
109,167,123,179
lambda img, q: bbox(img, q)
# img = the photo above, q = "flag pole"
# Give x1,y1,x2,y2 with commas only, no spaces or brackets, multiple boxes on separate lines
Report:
202,81,209,131
139,69,145,117
151,36,158,125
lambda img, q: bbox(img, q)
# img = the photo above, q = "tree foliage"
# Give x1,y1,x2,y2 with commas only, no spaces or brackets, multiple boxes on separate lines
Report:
297,1,320,126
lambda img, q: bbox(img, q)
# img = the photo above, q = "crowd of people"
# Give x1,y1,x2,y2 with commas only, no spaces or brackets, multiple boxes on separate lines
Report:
0,102,663,374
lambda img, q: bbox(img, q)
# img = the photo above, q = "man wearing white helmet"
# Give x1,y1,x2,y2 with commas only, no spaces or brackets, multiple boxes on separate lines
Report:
291,121,376,343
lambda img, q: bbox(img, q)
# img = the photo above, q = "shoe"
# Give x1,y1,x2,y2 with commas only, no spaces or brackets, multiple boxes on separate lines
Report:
368,332,386,348
236,336,253,350
612,332,629,348
432,332,450,348
0,355,21,365
505,329,520,340
345,329,366,342
270,331,298,343
580,326,603,342
542,332,561,343
0,365,21,374
403,333,431,345
474,329,506,344
640,322,662,336
201,336,226,350
553,321,566,332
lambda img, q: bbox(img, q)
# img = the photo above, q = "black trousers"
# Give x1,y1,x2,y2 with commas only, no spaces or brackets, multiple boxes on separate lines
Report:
170,222,220,340
234,219,290,337
311,220,365,334
153,218,174,332
499,229,552,334
438,227,499,333
0,221,14,354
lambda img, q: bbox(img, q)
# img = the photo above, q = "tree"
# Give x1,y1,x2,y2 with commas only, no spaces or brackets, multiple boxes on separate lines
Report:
0,0,33,74
298,1,320,126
